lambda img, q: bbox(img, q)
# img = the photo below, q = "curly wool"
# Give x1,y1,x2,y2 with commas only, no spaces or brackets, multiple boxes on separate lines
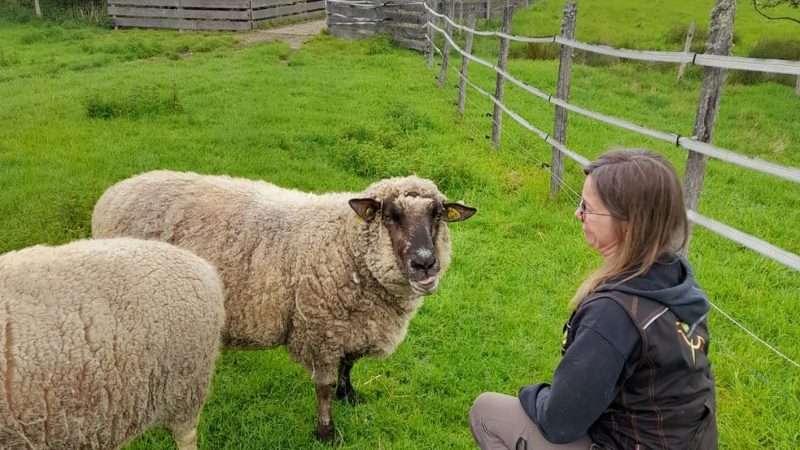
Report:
0,238,225,449
92,171,454,385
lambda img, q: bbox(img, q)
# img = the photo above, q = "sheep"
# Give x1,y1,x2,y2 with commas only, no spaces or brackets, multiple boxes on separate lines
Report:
91,170,476,442
0,238,225,450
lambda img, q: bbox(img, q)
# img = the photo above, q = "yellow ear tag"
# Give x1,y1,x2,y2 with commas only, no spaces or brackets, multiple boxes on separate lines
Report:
365,207,374,219
447,207,461,221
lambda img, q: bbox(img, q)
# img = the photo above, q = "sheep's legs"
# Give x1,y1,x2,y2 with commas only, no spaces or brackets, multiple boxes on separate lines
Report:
336,354,363,405
315,383,336,442
174,428,198,450
171,420,199,450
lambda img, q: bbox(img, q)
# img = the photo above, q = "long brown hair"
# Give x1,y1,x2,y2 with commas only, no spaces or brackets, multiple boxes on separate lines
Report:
571,149,688,307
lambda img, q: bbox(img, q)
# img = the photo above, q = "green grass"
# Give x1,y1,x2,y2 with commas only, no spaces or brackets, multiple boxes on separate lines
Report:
509,0,800,53
1,4,799,449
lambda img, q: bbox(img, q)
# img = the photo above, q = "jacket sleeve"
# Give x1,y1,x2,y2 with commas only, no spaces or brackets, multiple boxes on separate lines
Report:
518,300,641,444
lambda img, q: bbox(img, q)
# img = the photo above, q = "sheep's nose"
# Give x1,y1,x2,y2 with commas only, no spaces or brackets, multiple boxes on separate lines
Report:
411,252,437,271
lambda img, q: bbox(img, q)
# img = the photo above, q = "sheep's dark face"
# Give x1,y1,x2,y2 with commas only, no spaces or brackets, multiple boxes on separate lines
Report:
349,193,476,296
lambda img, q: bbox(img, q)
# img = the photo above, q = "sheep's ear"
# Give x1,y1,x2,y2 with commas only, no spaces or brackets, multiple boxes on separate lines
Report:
349,198,380,222
442,203,477,222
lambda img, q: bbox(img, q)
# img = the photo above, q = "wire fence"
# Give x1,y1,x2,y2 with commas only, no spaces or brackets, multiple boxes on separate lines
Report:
429,27,800,413
423,2,800,379
426,5,800,76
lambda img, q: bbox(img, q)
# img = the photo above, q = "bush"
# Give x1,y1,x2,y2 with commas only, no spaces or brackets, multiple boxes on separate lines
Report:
728,38,800,86
1,0,110,27
664,23,740,54
664,23,710,53
509,42,559,61
368,32,395,55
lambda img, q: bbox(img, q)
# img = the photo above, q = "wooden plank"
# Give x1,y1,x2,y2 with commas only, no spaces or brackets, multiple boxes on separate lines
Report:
178,0,249,7
383,3,424,13
251,0,324,19
379,23,425,39
112,16,251,30
253,9,323,25
328,2,381,20
328,27,377,40
250,0,294,8
108,5,250,19
677,20,696,81
111,0,249,8
328,21,378,30
392,36,426,52
382,11,425,25
108,0,181,7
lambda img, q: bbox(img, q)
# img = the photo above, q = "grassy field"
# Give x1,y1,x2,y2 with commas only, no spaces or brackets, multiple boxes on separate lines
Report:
1,0,799,447
509,0,800,53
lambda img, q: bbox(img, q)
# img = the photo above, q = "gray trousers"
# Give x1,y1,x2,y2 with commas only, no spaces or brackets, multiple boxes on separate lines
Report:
469,392,595,450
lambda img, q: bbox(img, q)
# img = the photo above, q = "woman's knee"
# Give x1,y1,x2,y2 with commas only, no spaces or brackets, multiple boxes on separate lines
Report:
470,392,503,424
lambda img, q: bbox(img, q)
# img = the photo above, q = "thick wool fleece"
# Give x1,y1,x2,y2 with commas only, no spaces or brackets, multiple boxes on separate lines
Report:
0,238,225,449
92,171,453,385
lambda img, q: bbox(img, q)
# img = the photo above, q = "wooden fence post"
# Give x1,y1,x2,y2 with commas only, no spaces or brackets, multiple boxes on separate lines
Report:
683,0,737,253
426,2,435,69
677,20,696,81
491,3,513,148
458,14,477,115
485,0,491,19
796,57,799,96
549,1,577,197
438,1,456,87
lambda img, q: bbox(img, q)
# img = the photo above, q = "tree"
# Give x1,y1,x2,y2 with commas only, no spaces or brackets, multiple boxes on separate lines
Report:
34,0,42,17
753,0,800,23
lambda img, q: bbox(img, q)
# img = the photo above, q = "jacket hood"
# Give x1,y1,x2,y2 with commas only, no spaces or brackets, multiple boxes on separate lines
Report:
596,255,709,325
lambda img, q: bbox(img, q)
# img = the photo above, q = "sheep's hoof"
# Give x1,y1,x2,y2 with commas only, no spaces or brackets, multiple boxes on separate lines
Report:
316,422,336,443
336,387,364,405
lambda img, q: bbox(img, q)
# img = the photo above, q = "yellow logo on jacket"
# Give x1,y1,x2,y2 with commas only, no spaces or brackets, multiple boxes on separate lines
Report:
676,321,706,366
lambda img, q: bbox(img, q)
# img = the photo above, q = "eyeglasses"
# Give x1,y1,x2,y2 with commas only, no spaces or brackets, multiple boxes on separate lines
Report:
578,198,613,220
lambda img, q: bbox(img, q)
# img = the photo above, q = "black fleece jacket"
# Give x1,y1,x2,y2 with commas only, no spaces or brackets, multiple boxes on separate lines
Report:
518,255,709,445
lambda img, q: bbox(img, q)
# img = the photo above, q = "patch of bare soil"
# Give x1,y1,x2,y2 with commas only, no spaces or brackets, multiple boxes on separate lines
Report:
238,19,327,50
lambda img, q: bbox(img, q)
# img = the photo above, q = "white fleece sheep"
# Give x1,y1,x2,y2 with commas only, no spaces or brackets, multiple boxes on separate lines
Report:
91,170,476,441
0,238,225,450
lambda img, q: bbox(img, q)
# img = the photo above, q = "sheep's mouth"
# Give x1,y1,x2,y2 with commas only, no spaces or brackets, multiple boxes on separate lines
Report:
410,276,439,295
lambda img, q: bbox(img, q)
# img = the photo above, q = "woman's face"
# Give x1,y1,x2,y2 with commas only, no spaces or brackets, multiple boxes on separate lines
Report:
575,175,620,258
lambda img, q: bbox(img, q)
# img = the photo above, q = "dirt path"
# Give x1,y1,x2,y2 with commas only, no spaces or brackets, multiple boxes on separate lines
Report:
239,20,327,50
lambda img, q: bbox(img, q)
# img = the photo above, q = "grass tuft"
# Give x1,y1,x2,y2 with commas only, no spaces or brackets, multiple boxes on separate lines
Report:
84,85,183,119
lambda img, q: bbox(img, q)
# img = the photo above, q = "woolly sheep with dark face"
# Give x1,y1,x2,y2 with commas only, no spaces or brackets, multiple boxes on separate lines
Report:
91,171,476,442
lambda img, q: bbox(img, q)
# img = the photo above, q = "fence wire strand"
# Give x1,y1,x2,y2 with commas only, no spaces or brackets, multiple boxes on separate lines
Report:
429,38,583,205
425,19,800,184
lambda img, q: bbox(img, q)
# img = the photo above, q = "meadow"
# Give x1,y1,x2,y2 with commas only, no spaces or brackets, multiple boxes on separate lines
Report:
1,0,799,448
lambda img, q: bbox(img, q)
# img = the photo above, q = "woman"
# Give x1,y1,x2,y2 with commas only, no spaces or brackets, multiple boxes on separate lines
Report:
470,149,717,450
